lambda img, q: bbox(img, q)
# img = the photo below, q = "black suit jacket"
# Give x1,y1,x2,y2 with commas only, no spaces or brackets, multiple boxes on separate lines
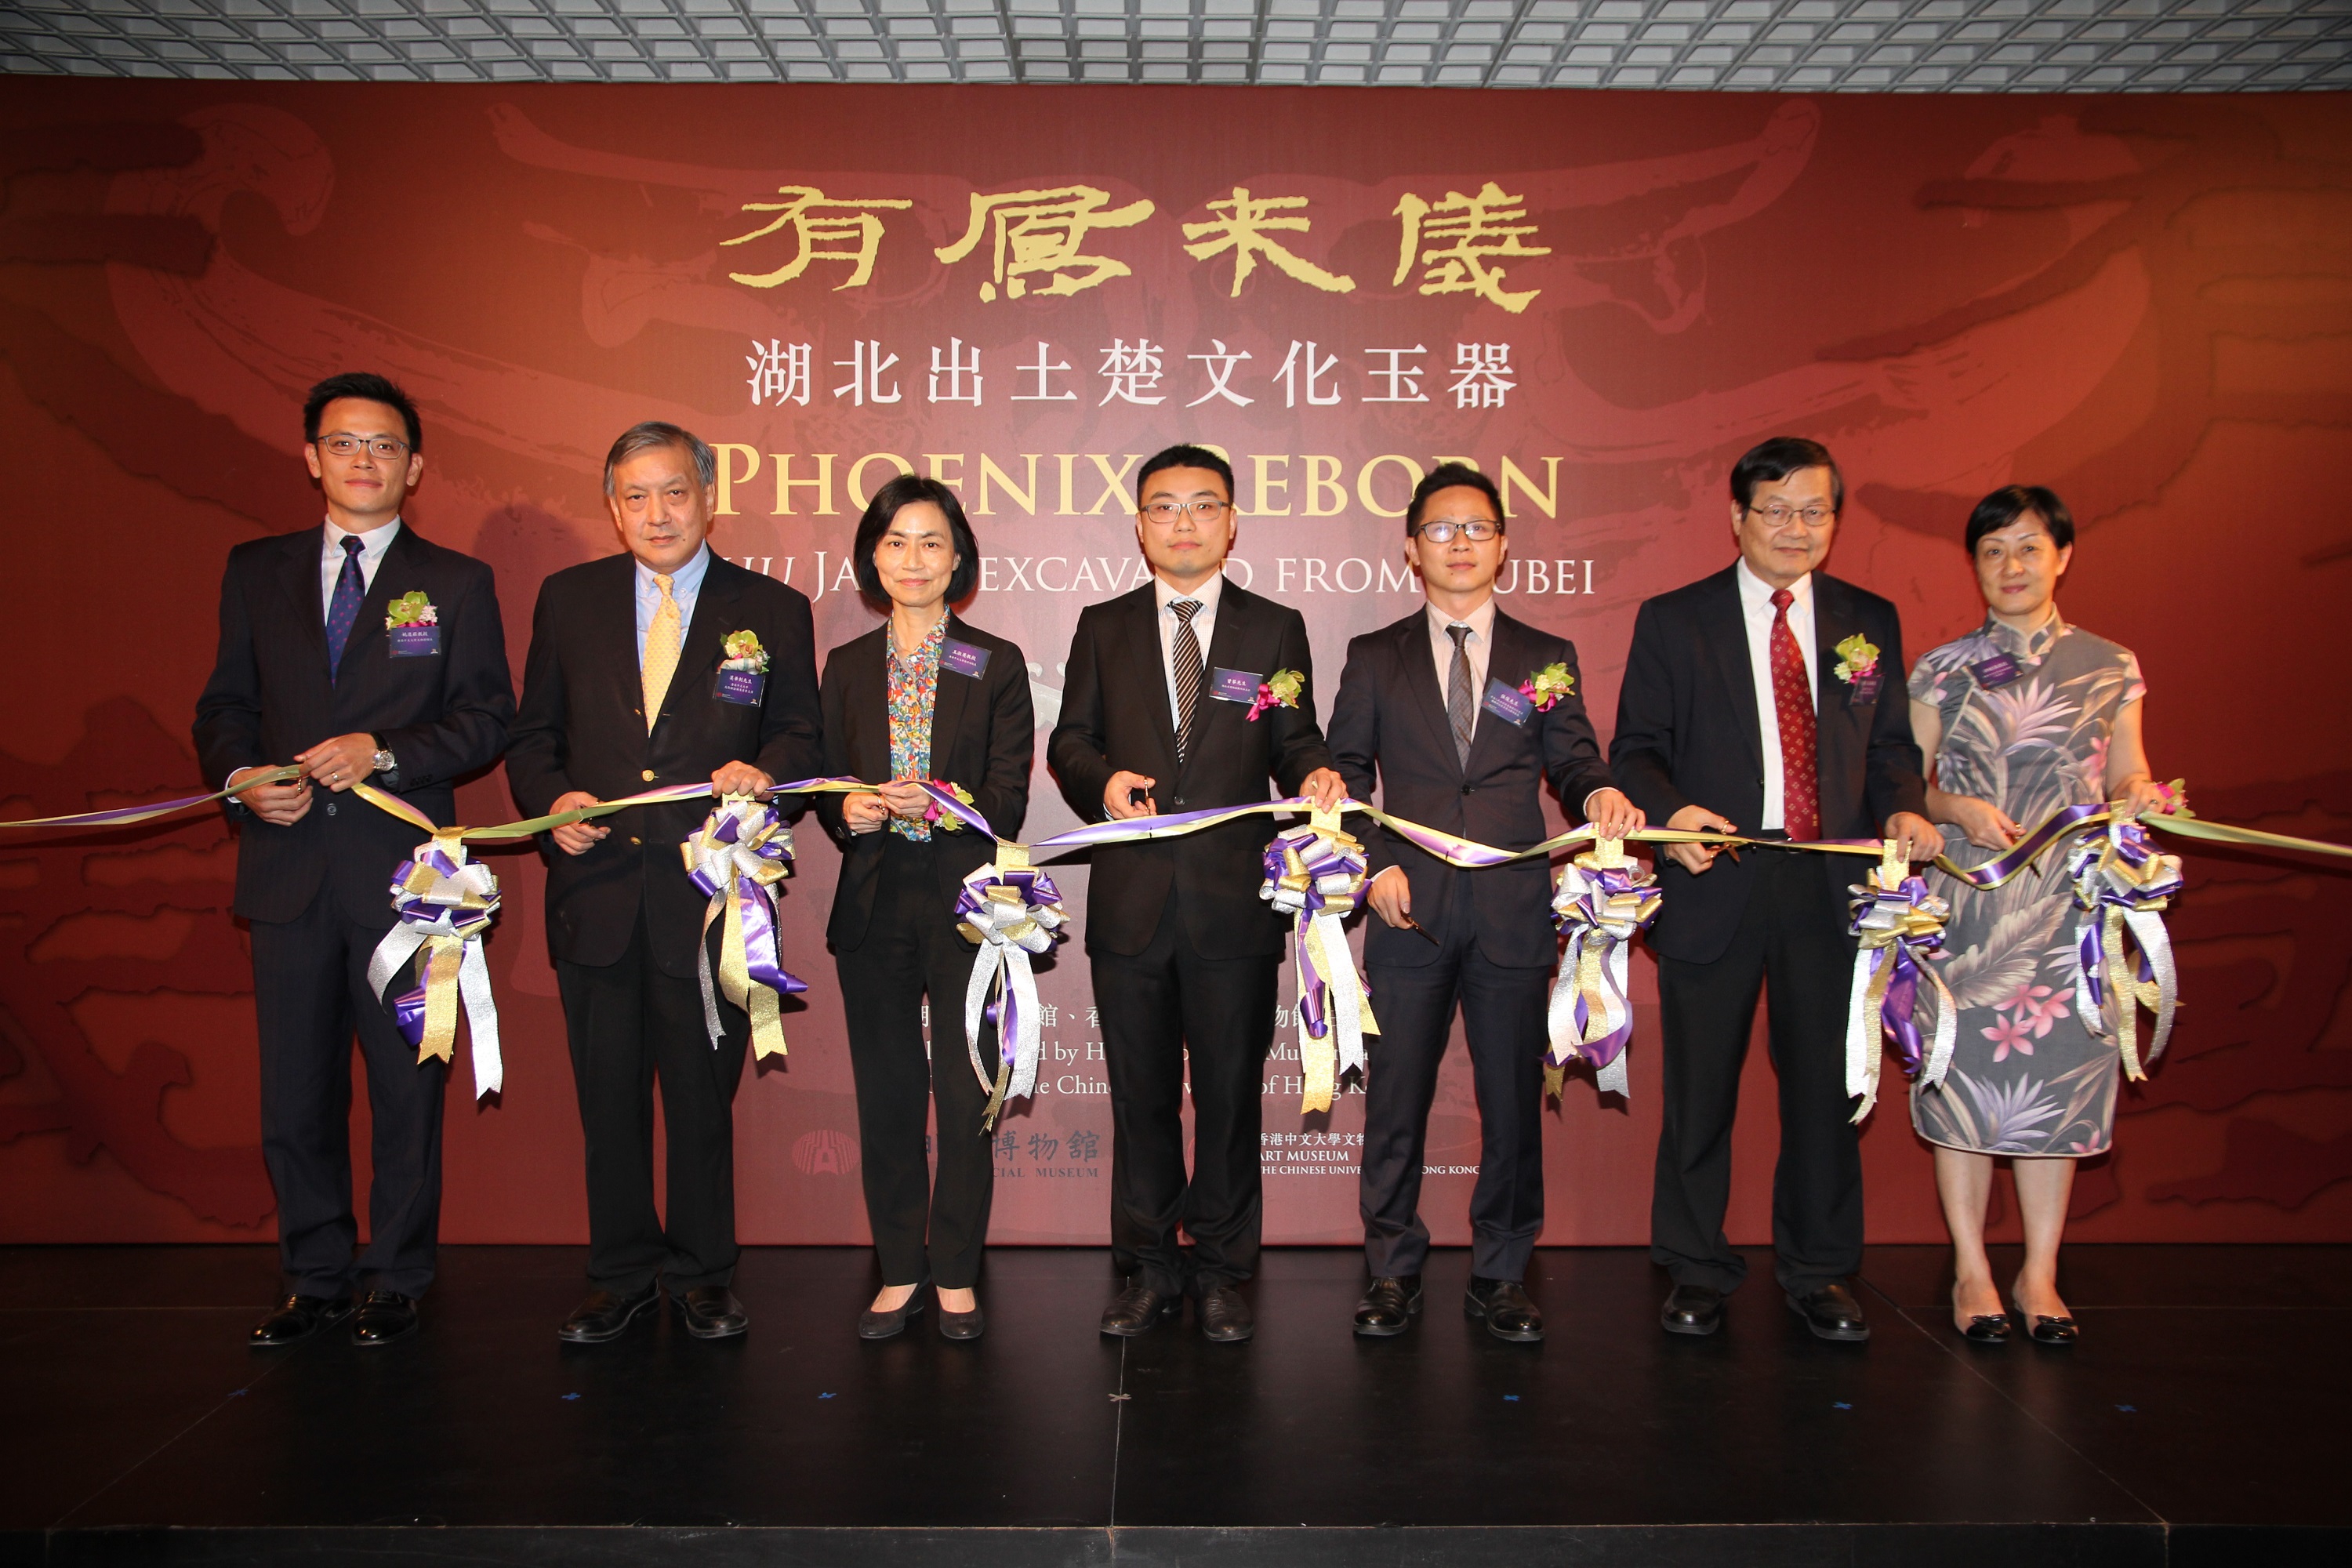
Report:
815,615,1034,952
1328,606,1616,971
1048,579,1334,960
505,551,823,977
193,524,514,928
1609,565,1927,965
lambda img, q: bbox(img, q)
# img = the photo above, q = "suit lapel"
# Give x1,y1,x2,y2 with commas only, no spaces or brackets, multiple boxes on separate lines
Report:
1394,611,1460,779
1811,574,1860,729
1464,610,1527,777
334,524,419,685
662,552,739,731
930,614,975,777
1703,568,1765,775
277,527,330,676
1124,585,1180,777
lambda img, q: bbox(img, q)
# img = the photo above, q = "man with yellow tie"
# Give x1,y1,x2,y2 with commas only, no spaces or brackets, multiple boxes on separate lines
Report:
508,422,822,1345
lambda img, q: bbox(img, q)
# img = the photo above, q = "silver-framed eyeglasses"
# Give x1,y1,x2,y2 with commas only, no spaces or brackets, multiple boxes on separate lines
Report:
318,435,411,460
1748,502,1835,527
1142,499,1232,524
1414,518,1501,543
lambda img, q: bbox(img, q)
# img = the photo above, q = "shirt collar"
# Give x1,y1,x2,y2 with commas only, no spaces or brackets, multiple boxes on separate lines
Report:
1981,605,2067,660
1154,568,1225,619
634,543,713,597
887,610,951,667
1425,594,1497,643
1735,557,1811,613
325,517,401,557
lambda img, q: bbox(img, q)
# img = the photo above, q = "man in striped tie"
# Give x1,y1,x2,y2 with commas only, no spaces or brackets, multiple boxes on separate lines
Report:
1050,445,1345,1343
1610,437,1936,1343
507,422,822,1346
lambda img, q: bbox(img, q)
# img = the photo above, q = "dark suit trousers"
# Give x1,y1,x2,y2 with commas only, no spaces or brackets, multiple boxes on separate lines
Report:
1651,847,1862,1297
1093,890,1278,1297
1361,873,1549,1283
557,905,749,1294
250,879,448,1299
834,834,998,1290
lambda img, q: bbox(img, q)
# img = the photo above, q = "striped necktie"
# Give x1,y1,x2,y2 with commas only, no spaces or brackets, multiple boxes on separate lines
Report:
1171,599,1203,765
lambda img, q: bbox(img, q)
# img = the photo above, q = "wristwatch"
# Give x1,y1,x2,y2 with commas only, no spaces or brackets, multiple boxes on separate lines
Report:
369,737,396,775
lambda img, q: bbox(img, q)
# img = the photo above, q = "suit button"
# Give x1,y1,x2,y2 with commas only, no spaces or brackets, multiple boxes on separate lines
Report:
325,803,338,815
641,769,655,782
1461,784,1475,797
1174,796,1185,806
630,836,642,846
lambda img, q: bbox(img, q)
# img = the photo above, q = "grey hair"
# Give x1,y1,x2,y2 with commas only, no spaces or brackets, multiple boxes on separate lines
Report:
603,420,717,496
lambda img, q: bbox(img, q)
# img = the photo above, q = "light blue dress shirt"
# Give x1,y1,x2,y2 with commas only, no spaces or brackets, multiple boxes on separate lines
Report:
633,544,712,670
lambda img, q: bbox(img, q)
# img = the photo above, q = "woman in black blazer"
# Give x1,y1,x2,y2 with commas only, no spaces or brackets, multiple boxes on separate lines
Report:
817,475,1033,1341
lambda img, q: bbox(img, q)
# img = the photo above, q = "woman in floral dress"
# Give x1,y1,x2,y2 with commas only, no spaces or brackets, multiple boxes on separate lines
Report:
1908,485,2179,1345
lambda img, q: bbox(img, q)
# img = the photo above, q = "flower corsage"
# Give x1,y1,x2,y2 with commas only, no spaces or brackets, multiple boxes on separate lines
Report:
386,591,437,628
721,630,771,673
1832,633,1880,685
1519,662,1575,711
1246,668,1305,722
385,591,441,657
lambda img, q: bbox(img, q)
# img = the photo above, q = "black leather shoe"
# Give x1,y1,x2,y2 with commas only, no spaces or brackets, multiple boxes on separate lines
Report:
1661,1283,1725,1337
675,1285,748,1340
558,1285,657,1345
938,1304,985,1341
249,1293,351,1349
349,1290,418,1348
1962,1314,2013,1344
1465,1276,1543,1343
1787,1281,1871,1342
1197,1283,1255,1343
2027,1315,2080,1345
1354,1275,1423,1338
1099,1280,1183,1338
858,1283,927,1340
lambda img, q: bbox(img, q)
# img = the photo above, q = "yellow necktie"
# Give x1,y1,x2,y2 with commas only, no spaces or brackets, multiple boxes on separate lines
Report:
642,572,681,733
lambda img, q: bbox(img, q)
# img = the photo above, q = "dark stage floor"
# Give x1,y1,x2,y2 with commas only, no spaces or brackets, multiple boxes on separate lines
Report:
2,1243,2345,1566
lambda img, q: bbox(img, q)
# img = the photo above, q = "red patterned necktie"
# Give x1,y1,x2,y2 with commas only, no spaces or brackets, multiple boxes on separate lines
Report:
1769,587,1820,842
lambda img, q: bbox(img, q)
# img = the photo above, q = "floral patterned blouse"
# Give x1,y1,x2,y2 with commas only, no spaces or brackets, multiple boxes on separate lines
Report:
884,614,948,841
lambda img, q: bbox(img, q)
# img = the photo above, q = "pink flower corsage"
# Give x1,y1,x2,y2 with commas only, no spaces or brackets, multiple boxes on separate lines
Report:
1519,662,1574,711
1246,668,1305,721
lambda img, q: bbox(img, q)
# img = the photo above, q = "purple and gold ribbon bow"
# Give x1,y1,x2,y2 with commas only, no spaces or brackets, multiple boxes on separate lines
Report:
1259,809,1380,1113
2067,818,2183,1082
1545,842,1662,1099
956,844,1068,1130
1845,848,1957,1123
367,832,503,1098
684,796,807,1061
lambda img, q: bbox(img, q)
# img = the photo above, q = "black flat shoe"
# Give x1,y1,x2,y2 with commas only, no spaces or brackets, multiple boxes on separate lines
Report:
1661,1283,1724,1337
938,1304,985,1341
1354,1275,1423,1338
558,1285,658,1344
675,1285,748,1340
1465,1276,1543,1343
1099,1280,1183,1338
1961,1314,2013,1344
858,1283,928,1341
1786,1281,1871,1343
249,1293,352,1349
350,1289,418,1348
1198,1283,1255,1343
2028,1314,2080,1345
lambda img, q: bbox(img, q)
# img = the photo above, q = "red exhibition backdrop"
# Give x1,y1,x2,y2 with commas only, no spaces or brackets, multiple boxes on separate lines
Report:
2,80,2350,1251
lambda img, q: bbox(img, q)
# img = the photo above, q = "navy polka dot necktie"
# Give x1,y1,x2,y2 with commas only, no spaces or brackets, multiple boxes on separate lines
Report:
325,535,367,683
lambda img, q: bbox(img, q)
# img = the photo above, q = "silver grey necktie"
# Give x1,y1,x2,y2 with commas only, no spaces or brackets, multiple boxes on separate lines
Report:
1446,622,1475,768
1171,599,1204,765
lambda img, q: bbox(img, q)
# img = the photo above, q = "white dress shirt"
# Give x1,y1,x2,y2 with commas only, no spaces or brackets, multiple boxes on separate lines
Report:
1734,558,1818,833
1424,595,1497,735
633,544,713,669
321,517,401,619
1152,568,1225,729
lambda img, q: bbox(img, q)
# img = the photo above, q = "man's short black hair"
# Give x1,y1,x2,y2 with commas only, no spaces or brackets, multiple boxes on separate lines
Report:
851,474,982,614
1405,462,1504,535
1135,444,1234,506
304,372,422,452
1965,485,2075,554
1730,436,1840,514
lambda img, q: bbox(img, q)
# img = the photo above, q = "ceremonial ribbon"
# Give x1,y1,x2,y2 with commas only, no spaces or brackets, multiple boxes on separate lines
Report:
2066,818,2184,1081
684,796,806,1062
955,841,1069,1129
1258,809,1379,1113
1844,847,1958,1123
365,831,504,1098
1544,840,1662,1100
0,764,303,832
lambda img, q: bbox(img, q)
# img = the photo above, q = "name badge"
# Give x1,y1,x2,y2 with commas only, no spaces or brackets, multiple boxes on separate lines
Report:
1480,678,1534,727
1848,670,1882,706
942,637,990,679
713,668,766,706
1210,667,1261,704
387,625,441,659
1970,653,2022,689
